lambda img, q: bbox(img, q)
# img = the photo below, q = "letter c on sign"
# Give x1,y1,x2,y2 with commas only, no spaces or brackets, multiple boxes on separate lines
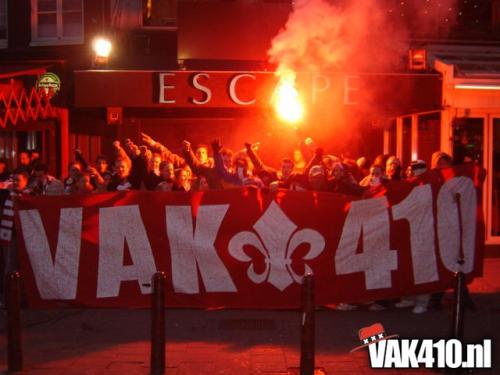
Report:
229,74,256,105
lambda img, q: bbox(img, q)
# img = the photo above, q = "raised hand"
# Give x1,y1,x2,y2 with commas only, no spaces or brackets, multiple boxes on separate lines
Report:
211,138,222,154
182,140,191,152
141,132,155,146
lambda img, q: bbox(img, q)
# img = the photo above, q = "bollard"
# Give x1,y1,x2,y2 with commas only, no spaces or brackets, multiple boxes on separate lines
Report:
300,274,315,375
451,271,466,341
6,271,23,372
150,272,166,375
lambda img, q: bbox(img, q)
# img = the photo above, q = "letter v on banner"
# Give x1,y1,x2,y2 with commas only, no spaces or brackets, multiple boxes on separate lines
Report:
18,208,83,300
166,205,237,294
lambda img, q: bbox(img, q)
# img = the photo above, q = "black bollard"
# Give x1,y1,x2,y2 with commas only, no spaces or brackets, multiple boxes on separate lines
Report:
150,272,166,375
6,271,23,372
300,274,315,375
452,271,466,341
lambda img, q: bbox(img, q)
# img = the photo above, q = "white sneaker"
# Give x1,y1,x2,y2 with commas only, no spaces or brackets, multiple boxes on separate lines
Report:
368,303,386,311
395,299,415,308
335,303,357,311
412,305,428,314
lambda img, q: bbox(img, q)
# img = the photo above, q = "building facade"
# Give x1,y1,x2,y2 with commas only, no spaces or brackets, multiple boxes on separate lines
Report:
1,0,499,248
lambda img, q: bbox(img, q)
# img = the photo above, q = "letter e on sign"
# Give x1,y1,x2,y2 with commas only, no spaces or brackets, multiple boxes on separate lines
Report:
344,75,360,105
159,73,176,104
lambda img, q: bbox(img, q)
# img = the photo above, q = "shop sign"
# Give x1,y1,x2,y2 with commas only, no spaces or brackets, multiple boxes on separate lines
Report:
36,72,61,98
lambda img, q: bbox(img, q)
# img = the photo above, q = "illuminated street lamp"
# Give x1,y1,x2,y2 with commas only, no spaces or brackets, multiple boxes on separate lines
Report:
93,37,112,67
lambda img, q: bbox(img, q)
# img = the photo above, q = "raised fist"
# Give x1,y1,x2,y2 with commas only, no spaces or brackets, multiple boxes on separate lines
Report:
182,140,191,152
211,138,222,154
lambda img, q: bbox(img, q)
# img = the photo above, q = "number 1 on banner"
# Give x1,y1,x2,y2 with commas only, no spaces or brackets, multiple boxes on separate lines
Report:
335,197,398,290
392,185,439,285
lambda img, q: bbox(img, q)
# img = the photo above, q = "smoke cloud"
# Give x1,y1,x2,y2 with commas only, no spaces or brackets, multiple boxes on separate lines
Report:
265,0,457,159
268,0,458,74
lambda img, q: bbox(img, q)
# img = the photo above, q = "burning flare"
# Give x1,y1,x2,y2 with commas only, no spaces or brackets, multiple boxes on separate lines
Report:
272,72,304,125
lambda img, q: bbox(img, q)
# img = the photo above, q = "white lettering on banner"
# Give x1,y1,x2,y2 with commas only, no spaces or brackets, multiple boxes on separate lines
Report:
312,74,330,104
97,205,157,298
229,74,256,105
392,185,439,284
437,177,476,273
229,201,325,291
191,73,212,105
19,208,82,300
159,72,176,104
166,205,237,294
335,197,398,289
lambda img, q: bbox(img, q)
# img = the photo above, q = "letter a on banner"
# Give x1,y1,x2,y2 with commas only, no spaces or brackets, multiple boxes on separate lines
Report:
166,205,237,294
97,205,157,298
19,208,83,300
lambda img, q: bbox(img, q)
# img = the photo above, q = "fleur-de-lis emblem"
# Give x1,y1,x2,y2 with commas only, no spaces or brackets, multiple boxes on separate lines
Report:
228,201,325,291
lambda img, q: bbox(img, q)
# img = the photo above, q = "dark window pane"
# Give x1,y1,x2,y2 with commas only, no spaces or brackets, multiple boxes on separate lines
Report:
452,118,484,166
63,0,82,12
38,0,57,12
492,119,500,236
62,11,83,37
38,13,57,37
143,0,176,27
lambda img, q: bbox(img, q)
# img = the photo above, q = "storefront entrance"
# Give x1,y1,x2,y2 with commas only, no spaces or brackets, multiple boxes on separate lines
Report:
0,120,58,176
451,114,500,244
489,117,500,241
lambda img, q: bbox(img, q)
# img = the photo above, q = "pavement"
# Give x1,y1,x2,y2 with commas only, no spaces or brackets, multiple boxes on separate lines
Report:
0,259,499,375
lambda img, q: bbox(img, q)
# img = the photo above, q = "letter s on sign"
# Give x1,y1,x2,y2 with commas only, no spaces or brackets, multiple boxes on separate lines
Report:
191,73,212,105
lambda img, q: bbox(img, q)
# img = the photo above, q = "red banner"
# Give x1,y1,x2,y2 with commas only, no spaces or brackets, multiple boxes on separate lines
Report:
15,165,484,308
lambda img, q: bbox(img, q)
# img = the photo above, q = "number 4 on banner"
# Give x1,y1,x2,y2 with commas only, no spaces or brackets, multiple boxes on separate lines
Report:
335,197,398,290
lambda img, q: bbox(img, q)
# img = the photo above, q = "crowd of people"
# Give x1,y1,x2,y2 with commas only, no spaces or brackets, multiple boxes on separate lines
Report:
0,133,456,197
0,134,461,312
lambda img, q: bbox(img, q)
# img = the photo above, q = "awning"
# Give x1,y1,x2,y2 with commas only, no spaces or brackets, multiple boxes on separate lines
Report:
0,64,58,127
427,44,500,79
0,64,49,79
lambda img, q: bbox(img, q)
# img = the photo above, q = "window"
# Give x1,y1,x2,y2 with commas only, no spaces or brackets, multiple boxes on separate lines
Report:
110,0,176,29
31,0,83,45
142,0,176,28
0,0,7,48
